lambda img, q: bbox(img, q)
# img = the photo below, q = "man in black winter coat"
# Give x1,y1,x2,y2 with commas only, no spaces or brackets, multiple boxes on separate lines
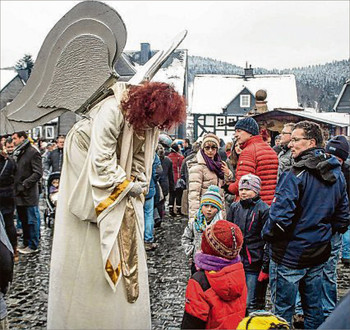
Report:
44,135,65,174
0,142,17,256
12,131,42,254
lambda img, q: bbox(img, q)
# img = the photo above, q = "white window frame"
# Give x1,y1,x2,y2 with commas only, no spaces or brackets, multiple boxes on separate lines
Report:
45,126,55,139
217,117,224,126
32,127,42,139
240,95,251,107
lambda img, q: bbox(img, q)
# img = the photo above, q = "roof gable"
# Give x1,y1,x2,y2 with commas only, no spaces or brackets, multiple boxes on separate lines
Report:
191,74,299,114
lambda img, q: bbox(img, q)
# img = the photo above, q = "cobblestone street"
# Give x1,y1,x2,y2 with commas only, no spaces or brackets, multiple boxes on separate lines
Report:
5,201,350,329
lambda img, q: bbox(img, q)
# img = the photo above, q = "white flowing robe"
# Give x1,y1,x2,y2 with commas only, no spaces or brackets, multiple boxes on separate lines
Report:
47,83,156,329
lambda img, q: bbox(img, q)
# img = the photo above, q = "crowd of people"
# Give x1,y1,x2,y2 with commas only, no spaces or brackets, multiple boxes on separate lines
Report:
143,117,350,329
1,116,350,329
0,133,66,328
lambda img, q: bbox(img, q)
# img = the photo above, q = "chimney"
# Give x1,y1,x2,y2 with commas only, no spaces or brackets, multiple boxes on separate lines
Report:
17,69,29,82
140,43,151,65
244,63,254,79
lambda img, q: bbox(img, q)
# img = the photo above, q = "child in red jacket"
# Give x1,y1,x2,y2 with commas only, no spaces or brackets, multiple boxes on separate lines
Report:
181,220,247,329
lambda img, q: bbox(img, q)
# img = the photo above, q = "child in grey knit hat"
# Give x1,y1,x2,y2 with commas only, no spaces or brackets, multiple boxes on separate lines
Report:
227,173,270,315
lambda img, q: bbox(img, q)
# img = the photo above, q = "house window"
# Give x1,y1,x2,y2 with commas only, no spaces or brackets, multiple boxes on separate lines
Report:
45,126,54,139
32,127,42,139
228,117,235,123
217,117,224,126
240,95,251,107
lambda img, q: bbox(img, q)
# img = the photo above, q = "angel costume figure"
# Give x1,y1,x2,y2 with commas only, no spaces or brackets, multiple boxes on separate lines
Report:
0,1,187,329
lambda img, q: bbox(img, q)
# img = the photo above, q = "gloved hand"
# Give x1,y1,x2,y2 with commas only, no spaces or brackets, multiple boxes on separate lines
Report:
128,182,148,198
222,184,231,194
258,270,269,282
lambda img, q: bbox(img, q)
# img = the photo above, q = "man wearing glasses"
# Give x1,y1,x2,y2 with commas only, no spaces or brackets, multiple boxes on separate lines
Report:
262,120,350,329
277,123,295,180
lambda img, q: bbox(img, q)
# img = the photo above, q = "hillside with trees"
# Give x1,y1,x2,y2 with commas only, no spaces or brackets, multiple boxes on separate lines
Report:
188,56,350,111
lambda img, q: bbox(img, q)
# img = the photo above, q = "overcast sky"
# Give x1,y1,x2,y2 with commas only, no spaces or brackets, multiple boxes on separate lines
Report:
1,1,349,70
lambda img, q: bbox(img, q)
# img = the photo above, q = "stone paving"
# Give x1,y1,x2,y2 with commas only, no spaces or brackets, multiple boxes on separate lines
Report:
5,203,350,329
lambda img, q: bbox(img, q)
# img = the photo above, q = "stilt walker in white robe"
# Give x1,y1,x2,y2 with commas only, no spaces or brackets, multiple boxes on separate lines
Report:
0,1,187,329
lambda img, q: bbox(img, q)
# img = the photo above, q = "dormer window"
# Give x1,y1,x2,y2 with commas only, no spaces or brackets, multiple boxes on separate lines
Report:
240,95,251,107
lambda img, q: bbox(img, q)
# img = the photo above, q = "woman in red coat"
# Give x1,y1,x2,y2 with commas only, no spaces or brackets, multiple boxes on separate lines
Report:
168,143,184,216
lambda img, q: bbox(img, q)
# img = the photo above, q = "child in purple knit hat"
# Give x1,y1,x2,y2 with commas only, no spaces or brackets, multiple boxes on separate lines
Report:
227,173,270,315
181,220,247,329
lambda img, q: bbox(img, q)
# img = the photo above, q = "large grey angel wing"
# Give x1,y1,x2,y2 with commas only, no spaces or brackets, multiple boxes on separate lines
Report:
0,0,127,135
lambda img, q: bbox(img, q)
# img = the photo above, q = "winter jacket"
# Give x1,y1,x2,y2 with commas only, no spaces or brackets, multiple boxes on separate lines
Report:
44,147,64,173
14,143,43,206
0,156,16,215
342,160,350,199
159,155,174,197
228,135,278,205
146,154,162,200
277,145,293,180
227,196,270,273
180,152,197,189
262,148,350,269
188,151,226,221
0,213,13,294
181,213,222,260
168,151,184,185
181,263,247,329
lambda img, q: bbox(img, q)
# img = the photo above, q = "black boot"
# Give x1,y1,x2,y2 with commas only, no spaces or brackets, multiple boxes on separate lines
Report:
176,206,184,216
169,206,176,217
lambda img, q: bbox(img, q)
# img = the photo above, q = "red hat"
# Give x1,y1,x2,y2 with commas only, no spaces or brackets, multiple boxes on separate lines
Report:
201,220,243,259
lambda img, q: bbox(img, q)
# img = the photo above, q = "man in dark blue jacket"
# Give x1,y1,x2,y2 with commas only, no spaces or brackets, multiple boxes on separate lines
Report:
262,121,350,329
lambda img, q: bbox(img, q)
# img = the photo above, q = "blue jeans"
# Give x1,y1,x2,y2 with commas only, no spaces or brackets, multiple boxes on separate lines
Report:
245,272,259,314
342,226,350,259
269,259,325,329
15,210,22,230
144,197,154,243
245,271,268,314
321,232,342,317
34,205,41,239
17,205,39,249
295,233,343,318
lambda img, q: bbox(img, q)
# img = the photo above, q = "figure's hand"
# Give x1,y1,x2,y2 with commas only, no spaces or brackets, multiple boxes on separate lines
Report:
128,182,148,197
258,270,269,282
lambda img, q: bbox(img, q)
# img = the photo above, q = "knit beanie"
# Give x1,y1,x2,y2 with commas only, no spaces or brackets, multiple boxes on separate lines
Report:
159,133,172,147
235,117,259,136
202,133,220,148
239,173,262,195
171,143,179,152
325,135,349,161
201,220,243,260
200,185,223,211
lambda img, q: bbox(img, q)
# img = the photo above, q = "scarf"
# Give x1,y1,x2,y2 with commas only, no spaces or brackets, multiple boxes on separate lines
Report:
12,139,30,162
201,149,224,180
194,252,241,272
193,209,221,233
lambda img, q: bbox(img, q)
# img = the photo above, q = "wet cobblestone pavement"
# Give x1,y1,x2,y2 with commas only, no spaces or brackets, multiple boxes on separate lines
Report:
5,202,350,329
